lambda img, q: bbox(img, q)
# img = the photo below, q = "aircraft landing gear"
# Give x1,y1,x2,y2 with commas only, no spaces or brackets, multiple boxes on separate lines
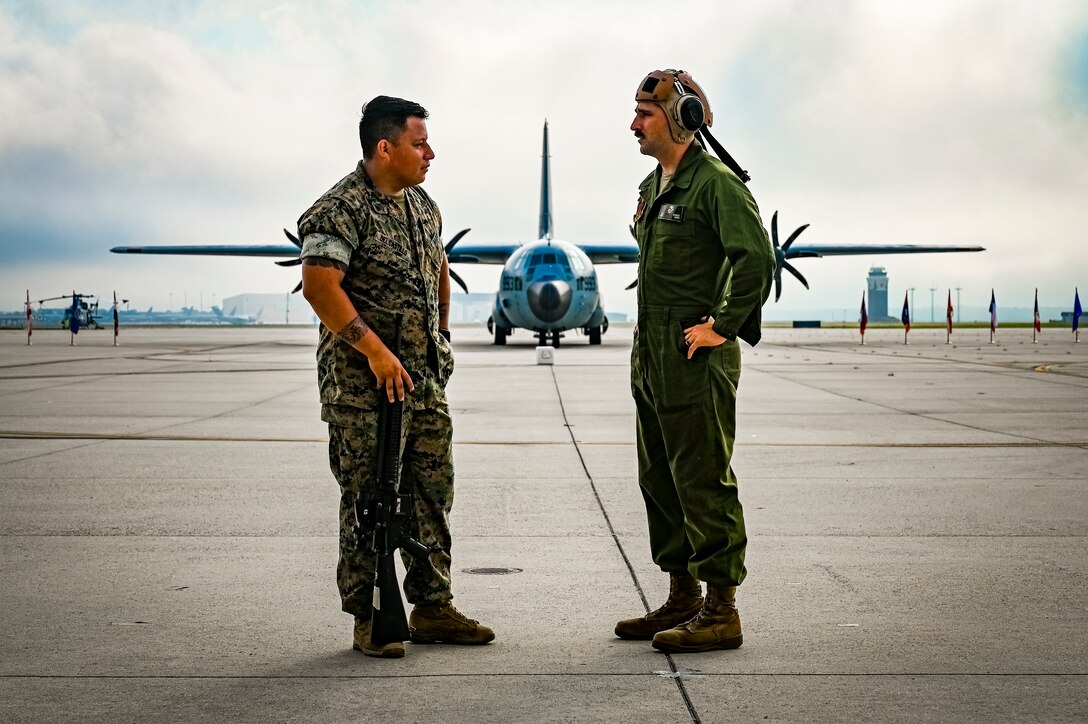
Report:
551,330,561,348
587,326,602,345
494,325,508,345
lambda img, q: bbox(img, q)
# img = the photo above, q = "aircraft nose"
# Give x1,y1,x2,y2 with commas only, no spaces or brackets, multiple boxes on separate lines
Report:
526,280,572,323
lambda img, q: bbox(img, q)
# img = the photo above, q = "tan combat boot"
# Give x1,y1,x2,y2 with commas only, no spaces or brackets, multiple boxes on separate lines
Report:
651,584,742,653
352,617,405,659
615,573,703,640
409,602,495,645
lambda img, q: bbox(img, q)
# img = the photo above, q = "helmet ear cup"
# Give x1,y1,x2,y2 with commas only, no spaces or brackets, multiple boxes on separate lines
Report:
676,95,705,132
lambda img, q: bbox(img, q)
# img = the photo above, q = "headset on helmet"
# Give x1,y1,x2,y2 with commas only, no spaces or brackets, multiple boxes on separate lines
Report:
635,69,712,143
635,68,751,183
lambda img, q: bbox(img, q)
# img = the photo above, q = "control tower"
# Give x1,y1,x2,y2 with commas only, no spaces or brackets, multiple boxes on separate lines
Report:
867,267,890,320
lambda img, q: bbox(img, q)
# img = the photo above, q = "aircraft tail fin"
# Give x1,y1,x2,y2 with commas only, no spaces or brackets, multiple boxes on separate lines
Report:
538,120,553,240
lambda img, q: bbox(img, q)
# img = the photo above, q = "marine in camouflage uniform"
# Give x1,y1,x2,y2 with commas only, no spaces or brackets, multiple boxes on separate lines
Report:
299,160,455,613
299,96,492,657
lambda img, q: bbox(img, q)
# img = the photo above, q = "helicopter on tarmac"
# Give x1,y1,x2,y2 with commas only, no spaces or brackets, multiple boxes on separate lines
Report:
31,293,103,330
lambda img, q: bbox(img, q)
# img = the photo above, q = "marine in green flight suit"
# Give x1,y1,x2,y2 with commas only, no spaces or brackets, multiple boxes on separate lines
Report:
614,70,775,653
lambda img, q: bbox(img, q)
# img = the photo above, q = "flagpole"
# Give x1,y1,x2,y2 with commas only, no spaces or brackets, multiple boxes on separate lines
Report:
113,290,119,347
70,291,75,347
25,290,32,346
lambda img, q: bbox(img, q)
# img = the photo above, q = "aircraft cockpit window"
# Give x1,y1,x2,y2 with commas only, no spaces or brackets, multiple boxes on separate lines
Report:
508,248,531,272
529,250,569,268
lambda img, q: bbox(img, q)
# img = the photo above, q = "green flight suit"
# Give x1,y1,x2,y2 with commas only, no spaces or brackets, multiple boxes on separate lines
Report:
631,140,775,587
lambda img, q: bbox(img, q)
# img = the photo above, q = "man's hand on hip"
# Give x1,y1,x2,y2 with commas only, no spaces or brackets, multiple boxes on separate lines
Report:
683,316,726,359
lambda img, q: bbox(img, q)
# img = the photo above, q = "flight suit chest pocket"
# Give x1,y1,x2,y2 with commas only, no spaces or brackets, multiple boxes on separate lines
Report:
652,217,695,275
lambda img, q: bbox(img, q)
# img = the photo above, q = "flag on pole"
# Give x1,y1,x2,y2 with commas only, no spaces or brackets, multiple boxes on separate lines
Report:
25,290,32,344
860,292,868,336
1033,288,1041,334
988,290,997,332
113,290,119,343
1074,288,1082,334
901,292,910,332
946,290,953,335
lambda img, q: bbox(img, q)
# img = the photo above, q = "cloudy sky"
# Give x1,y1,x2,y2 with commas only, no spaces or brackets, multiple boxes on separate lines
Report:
2,0,1086,321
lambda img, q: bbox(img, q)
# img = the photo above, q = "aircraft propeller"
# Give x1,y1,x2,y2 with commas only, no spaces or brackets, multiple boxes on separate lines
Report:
444,228,471,294
276,229,305,293
771,211,810,302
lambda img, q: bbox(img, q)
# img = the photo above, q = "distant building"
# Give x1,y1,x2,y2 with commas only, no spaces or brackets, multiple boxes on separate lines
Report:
450,293,494,324
867,266,893,321
222,293,313,324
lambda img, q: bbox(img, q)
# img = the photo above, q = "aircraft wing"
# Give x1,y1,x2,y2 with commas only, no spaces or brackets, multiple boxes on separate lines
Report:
445,243,520,264
110,245,300,258
785,244,985,260
578,243,640,264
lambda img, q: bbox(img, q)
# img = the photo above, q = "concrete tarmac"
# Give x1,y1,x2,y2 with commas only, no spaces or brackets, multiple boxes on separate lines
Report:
1,324,1086,723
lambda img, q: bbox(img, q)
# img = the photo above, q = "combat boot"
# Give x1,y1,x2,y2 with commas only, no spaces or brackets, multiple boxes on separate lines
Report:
651,584,742,653
409,602,495,645
615,573,703,640
352,617,405,659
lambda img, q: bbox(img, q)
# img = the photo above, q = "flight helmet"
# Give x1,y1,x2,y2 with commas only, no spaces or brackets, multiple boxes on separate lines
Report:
635,69,713,143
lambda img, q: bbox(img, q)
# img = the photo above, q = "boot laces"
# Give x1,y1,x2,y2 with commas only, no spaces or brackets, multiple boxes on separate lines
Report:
443,603,478,626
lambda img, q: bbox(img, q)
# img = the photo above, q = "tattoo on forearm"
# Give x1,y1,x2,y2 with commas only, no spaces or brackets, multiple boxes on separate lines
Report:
337,316,370,345
302,257,347,271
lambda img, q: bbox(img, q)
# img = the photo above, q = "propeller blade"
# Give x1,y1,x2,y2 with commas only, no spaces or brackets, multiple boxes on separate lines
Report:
444,228,471,254
782,261,809,289
291,280,303,294
771,210,780,248
625,279,638,290
781,223,810,253
283,229,302,248
774,270,783,302
276,258,302,267
449,268,469,294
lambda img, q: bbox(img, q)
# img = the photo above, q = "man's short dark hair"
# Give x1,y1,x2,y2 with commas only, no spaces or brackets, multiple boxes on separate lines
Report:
359,96,429,159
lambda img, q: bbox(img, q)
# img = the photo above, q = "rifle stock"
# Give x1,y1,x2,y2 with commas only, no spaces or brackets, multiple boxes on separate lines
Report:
356,314,432,647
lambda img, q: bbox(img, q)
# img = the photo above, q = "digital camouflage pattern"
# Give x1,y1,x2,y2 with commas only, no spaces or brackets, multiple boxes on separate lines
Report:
298,160,454,421
631,140,774,587
299,161,456,617
328,379,454,617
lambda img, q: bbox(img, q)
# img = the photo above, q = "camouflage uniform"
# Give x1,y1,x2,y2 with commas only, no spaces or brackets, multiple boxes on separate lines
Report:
631,140,775,587
298,161,456,616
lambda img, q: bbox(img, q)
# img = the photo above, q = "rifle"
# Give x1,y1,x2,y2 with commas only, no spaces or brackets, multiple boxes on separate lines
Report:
355,314,432,646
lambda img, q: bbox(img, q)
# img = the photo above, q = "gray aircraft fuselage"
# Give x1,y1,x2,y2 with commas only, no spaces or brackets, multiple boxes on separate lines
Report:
492,239,605,334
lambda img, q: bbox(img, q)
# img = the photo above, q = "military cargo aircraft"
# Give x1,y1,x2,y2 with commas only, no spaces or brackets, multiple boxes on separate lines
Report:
111,121,984,346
